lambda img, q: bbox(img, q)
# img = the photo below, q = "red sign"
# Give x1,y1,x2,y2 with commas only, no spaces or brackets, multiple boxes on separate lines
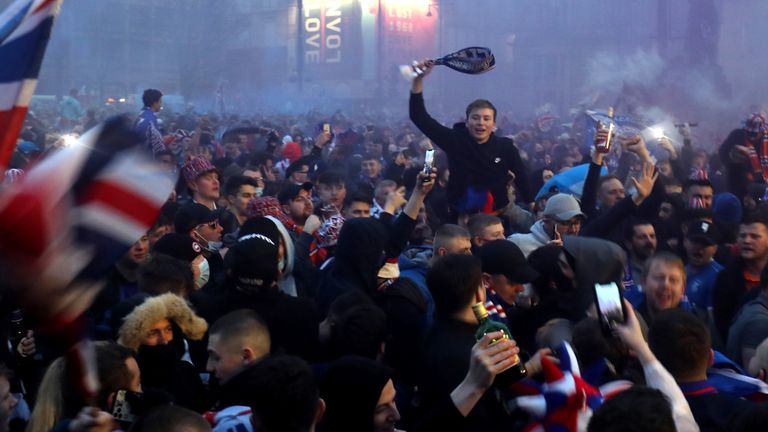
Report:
381,2,437,69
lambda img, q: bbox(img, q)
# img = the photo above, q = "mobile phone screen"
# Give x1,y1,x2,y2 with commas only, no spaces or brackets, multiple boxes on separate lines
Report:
594,282,625,325
422,149,435,179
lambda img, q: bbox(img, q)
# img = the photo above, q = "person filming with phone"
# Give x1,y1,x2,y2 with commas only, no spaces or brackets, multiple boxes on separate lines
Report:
409,60,533,222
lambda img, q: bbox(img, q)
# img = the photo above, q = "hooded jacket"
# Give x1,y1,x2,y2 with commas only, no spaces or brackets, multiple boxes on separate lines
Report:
398,245,435,325
317,218,390,315
117,293,207,351
507,219,551,258
562,235,628,316
117,293,209,412
265,215,298,297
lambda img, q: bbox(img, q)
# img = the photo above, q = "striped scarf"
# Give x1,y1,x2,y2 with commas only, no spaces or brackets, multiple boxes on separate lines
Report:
745,135,768,183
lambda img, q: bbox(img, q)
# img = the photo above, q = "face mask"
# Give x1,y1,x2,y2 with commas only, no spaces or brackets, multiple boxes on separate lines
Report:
137,344,176,386
195,258,210,289
207,241,223,253
255,187,264,197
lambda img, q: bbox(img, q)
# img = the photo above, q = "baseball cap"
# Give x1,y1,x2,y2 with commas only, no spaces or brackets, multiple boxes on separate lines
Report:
277,182,313,205
685,220,719,245
174,203,217,234
152,233,203,262
479,240,539,283
543,193,585,221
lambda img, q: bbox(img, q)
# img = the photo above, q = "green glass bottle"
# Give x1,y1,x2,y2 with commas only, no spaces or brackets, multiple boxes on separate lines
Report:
472,302,527,386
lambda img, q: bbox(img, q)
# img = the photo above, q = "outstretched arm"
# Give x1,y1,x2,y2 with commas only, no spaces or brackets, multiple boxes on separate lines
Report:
409,60,456,153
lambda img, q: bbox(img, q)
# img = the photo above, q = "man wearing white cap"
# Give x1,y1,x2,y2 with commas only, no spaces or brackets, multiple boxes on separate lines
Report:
507,193,585,257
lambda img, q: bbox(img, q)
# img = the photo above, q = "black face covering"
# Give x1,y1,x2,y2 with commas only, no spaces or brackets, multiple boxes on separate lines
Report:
136,343,176,388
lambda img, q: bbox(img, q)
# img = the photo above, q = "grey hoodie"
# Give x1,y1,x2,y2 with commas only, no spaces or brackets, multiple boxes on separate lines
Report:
507,219,551,258
562,235,627,315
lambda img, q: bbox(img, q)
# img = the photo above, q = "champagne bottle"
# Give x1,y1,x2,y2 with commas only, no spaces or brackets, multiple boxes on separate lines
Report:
596,107,615,154
472,303,527,386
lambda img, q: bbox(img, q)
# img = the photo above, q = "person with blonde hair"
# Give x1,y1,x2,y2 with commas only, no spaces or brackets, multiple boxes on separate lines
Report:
25,358,67,432
26,342,144,432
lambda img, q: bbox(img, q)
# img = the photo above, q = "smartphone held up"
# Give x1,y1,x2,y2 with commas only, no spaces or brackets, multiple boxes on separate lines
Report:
422,148,435,182
593,282,627,335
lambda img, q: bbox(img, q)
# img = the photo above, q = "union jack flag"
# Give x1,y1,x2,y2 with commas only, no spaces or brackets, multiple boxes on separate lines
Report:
0,116,174,397
0,0,63,168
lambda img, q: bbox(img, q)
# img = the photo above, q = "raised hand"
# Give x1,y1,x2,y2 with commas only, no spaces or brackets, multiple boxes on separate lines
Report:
621,134,652,164
411,59,435,93
657,136,677,160
416,168,438,195
631,162,660,205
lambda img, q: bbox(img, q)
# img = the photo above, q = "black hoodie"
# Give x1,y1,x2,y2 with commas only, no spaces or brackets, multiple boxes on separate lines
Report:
409,92,533,211
562,235,628,316
316,218,390,316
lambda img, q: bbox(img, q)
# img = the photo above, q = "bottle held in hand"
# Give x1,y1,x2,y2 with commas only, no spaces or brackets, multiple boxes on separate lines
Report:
9,309,25,350
472,302,527,386
596,107,615,154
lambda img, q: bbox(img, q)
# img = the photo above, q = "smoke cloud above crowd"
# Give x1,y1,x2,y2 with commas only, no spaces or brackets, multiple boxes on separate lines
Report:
2,0,766,149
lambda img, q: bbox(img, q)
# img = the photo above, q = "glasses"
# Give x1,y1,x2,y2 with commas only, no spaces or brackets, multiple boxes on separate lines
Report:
555,218,582,227
196,220,220,230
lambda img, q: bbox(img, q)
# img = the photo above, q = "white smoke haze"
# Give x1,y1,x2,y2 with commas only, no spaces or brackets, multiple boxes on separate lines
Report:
0,0,763,147
584,49,665,96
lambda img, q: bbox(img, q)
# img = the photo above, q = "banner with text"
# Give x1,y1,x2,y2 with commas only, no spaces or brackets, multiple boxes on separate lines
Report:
302,0,363,80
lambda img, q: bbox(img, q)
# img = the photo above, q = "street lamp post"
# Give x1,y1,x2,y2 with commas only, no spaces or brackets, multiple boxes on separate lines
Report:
427,2,442,100
377,0,384,102
427,2,442,54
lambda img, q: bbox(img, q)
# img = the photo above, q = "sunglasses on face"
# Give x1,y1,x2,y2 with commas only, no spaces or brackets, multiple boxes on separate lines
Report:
197,220,219,230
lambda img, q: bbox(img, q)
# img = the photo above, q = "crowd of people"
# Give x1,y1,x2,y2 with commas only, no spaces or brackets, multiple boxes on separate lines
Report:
3,61,768,432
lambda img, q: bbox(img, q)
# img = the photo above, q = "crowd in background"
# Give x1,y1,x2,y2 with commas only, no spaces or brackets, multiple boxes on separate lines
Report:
2,80,768,432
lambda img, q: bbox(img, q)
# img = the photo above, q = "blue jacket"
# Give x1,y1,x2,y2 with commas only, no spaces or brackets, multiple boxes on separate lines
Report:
133,107,165,155
398,245,435,329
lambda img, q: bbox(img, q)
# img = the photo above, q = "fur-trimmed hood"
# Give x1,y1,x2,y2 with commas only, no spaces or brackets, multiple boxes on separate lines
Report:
117,293,208,351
